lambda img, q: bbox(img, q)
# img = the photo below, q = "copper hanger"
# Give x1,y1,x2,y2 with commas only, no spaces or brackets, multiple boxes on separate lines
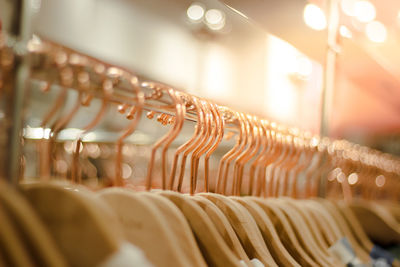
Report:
114,76,144,186
203,103,224,193
47,90,83,178
168,95,202,191
175,97,207,193
216,110,243,195
190,100,213,194
233,115,260,196
191,101,224,193
248,119,269,196
145,84,186,190
255,124,281,197
272,133,295,197
219,112,247,195
262,130,285,197
71,78,113,183
254,120,274,197
38,87,68,179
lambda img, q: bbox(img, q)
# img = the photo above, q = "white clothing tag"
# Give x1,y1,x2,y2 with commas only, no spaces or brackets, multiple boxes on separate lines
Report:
250,258,265,267
329,237,355,264
99,242,154,267
239,260,248,267
239,258,265,267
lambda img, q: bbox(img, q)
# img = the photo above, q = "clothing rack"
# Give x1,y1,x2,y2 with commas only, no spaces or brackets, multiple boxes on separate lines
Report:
0,29,399,199
2,1,400,267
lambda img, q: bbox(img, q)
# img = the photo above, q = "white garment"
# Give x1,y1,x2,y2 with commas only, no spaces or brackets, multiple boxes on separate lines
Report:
239,258,265,267
99,242,154,267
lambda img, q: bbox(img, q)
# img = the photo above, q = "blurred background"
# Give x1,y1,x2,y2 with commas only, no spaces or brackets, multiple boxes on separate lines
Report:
3,0,400,154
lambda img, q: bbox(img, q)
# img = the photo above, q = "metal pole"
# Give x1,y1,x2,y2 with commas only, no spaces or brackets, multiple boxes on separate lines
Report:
320,0,340,137
0,0,32,185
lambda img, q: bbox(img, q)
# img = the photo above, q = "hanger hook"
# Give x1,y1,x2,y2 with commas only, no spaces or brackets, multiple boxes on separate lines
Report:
114,76,145,186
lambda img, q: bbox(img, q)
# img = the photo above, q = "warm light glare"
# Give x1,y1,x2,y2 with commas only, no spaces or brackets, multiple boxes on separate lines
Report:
205,9,223,25
397,11,400,26
203,44,231,100
365,21,387,43
341,0,356,16
205,9,225,30
187,3,205,21
348,173,358,185
303,4,327,31
339,25,352,38
375,175,386,187
295,56,313,78
337,172,346,183
354,1,376,23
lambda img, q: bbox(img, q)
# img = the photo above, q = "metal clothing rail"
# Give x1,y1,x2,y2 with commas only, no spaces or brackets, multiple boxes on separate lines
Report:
1,12,400,197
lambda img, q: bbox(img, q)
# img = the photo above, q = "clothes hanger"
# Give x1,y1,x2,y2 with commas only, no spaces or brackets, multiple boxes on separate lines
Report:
334,201,374,253
114,92,207,267
0,194,35,267
192,101,224,193
114,76,144,186
250,197,319,266
38,86,68,179
232,197,301,266
233,115,261,196
287,135,316,198
282,199,333,254
20,181,121,267
275,132,302,197
349,200,400,245
317,199,371,262
190,100,215,193
260,130,285,197
216,111,245,195
270,133,294,197
137,192,207,267
200,113,277,265
168,95,203,191
145,84,186,190
132,92,240,266
71,78,112,184
255,121,276,197
175,96,208,193
0,181,67,267
158,191,242,267
98,188,190,267
191,195,251,265
203,103,224,193
305,200,344,242
47,87,84,178
150,101,242,266
269,198,338,266
225,112,251,196
0,245,7,267
248,119,269,196
199,193,278,266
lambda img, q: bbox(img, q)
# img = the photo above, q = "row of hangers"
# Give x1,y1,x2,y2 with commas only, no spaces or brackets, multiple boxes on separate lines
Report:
2,32,400,266
5,173,400,266
19,34,400,198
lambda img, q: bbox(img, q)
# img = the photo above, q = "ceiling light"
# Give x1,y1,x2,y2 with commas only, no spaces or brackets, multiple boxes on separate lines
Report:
339,25,352,38
205,9,224,25
365,20,387,43
303,4,327,31
205,9,225,31
187,3,205,21
354,1,376,23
